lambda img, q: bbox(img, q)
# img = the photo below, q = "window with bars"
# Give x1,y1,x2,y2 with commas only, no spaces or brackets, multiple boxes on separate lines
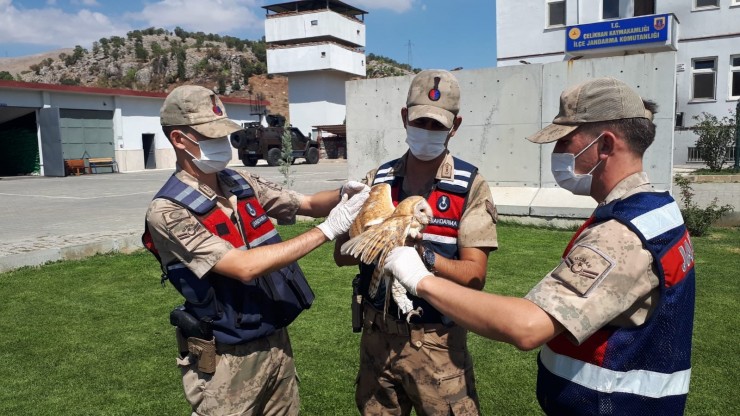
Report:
692,58,717,100
547,0,566,27
731,55,740,99
695,0,719,9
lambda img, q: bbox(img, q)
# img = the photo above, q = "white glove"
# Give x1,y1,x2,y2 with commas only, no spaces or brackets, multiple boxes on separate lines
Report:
383,246,432,297
317,188,370,240
340,180,369,198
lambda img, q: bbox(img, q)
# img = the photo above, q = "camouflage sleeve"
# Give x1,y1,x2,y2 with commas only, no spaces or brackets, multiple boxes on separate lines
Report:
458,173,498,250
145,199,233,278
241,172,303,222
524,219,658,344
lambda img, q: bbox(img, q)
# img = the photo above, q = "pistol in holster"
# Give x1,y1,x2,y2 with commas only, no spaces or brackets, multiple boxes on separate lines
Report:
352,275,363,333
170,306,218,374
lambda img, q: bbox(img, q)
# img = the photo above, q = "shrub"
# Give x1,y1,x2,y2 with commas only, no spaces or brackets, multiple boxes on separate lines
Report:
278,127,294,187
674,174,734,236
692,111,736,171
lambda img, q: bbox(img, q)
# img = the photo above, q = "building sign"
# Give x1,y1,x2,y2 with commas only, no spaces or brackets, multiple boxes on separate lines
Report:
566,14,672,54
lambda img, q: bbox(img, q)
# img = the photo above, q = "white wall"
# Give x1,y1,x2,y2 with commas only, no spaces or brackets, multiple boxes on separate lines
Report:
267,44,366,76
265,10,365,47
288,72,350,136
346,52,677,219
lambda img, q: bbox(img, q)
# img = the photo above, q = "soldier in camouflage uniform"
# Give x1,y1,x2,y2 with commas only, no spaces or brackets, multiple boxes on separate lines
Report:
384,78,696,415
143,85,369,415
335,70,499,415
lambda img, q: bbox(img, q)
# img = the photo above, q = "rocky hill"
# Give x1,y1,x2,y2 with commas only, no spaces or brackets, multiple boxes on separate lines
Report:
0,27,416,120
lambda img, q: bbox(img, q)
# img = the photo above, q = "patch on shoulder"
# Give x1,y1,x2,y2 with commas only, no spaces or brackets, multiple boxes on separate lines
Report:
163,209,208,251
485,199,498,224
198,183,216,200
552,244,615,297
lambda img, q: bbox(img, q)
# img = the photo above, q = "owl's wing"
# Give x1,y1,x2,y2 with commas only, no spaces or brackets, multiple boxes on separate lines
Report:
348,183,395,239
341,215,412,265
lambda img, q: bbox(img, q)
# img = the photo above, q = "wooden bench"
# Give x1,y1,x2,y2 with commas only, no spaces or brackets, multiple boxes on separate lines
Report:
88,157,119,174
64,159,87,176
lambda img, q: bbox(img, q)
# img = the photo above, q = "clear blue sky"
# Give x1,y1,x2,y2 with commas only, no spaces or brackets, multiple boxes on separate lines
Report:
0,0,497,70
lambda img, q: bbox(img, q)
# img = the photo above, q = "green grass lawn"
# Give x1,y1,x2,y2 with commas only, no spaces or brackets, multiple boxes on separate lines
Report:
0,222,737,415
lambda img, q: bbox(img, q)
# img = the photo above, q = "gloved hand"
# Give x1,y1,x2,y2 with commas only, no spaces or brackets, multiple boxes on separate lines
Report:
340,180,369,198
383,246,432,297
317,188,370,240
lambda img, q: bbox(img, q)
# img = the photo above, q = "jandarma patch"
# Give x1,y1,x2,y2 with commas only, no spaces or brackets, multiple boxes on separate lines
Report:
210,96,223,115
427,76,442,101
552,244,615,297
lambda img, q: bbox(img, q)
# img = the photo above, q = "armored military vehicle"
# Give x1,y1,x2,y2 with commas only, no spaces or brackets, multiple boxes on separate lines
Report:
230,114,320,167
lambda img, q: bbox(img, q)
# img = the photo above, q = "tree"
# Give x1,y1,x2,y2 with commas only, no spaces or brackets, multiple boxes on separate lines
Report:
692,110,737,171
0,71,14,80
278,126,294,188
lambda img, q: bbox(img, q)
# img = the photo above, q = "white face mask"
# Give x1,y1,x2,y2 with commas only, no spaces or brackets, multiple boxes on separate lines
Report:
182,133,233,174
550,133,604,196
405,125,449,161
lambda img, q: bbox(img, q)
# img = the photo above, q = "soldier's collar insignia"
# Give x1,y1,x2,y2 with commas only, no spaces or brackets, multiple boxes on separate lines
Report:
198,183,217,200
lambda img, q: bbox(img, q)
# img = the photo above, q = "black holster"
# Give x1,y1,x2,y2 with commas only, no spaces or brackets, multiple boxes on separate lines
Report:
171,306,218,374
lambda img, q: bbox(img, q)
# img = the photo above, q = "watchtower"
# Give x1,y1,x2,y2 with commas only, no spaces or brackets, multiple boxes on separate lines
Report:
263,0,367,137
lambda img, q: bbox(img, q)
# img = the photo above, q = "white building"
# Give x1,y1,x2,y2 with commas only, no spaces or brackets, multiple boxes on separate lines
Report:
0,80,264,176
496,0,740,165
263,0,367,138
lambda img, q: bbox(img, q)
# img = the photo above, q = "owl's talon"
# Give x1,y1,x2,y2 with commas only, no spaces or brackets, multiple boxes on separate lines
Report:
405,307,423,323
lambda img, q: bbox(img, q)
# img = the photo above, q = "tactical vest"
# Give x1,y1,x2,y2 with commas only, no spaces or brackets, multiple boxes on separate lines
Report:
537,192,695,415
142,169,315,345
359,156,477,323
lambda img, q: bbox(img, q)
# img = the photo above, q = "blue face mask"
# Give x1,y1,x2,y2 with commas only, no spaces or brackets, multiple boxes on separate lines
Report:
550,133,604,196
405,125,449,161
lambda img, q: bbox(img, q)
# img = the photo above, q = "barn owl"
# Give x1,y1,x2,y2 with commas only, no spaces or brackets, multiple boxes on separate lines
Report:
341,183,433,321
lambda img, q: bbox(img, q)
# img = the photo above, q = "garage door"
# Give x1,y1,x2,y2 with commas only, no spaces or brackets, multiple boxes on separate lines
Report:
59,109,114,159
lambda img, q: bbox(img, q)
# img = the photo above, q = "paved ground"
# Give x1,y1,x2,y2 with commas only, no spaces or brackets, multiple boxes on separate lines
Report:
0,160,350,271
1,160,737,272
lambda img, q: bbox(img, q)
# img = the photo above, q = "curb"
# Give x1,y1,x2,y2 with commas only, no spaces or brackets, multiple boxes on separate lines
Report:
0,234,143,273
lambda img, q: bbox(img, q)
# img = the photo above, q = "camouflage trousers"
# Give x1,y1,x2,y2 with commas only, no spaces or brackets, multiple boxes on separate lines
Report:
177,327,299,416
356,304,481,416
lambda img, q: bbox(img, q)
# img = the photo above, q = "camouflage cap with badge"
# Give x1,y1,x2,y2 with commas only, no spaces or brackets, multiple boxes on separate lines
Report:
526,77,653,144
160,85,242,139
406,69,461,129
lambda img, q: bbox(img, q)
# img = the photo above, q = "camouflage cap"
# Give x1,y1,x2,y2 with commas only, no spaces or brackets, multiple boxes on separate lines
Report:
526,77,653,144
406,69,460,129
160,85,242,138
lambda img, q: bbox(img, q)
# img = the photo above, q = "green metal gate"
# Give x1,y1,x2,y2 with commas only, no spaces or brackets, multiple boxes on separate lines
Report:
59,109,114,159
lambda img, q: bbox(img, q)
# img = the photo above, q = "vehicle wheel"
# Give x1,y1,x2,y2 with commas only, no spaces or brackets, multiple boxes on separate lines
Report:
266,148,282,166
242,157,258,167
305,147,319,164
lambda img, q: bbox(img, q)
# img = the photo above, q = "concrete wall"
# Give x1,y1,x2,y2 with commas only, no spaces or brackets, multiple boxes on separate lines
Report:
289,72,350,136
346,52,677,220
265,10,365,47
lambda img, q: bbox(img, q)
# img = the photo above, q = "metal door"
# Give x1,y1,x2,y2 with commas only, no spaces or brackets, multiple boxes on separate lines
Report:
38,107,64,177
143,134,156,169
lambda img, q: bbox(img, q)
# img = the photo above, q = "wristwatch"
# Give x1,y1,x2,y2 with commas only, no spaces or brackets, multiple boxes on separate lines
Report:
421,247,437,272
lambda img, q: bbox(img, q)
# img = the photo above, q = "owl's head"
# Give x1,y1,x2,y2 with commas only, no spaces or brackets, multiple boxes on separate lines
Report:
398,196,434,225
